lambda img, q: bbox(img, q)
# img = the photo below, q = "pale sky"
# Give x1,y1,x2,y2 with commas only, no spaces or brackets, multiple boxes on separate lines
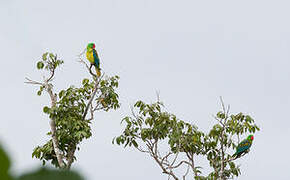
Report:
1,0,290,179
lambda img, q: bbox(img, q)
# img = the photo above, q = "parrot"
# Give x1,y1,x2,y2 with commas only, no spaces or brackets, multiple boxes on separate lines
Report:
86,43,101,77
232,135,254,159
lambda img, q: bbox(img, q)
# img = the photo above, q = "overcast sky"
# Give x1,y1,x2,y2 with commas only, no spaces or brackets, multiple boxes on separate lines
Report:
1,0,290,179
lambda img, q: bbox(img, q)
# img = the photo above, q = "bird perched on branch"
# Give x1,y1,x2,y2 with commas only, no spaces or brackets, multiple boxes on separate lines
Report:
232,135,254,159
86,43,101,77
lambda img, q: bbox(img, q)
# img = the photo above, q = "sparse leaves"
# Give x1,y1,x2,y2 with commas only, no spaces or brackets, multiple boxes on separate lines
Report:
114,100,260,180
37,52,63,72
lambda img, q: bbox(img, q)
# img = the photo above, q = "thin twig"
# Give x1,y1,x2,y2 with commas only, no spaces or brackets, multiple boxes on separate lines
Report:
46,66,55,82
77,56,97,77
24,78,44,86
183,164,190,180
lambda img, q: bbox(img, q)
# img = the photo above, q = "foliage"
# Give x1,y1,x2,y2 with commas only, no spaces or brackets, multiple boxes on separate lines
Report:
0,142,85,180
0,144,13,180
204,111,260,179
17,168,84,180
36,52,63,71
114,100,260,180
28,52,120,168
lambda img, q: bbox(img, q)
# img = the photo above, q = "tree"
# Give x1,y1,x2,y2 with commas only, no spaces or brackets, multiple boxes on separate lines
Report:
114,98,260,180
0,142,85,180
26,52,120,169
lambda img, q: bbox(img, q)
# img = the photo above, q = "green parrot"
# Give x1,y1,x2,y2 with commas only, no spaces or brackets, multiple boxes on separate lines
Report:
86,43,101,77
232,135,254,159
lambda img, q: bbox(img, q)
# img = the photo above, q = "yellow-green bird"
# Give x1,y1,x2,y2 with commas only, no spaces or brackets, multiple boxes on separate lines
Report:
86,43,101,77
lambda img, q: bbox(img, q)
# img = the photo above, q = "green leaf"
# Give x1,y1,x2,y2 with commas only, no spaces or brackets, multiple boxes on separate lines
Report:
37,61,44,70
37,91,42,96
49,53,55,60
132,140,138,148
58,90,65,98
17,168,84,180
116,137,121,145
42,53,48,61
43,106,50,114
82,79,89,85
0,144,12,180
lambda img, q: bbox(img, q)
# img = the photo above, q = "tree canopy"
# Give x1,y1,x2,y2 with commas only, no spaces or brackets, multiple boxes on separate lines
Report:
26,52,120,169
114,99,260,180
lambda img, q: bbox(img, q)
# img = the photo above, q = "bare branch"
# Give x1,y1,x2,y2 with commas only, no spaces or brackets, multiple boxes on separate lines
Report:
220,96,226,114
46,66,55,82
87,104,94,121
155,90,161,103
136,146,150,153
82,81,98,120
149,149,179,180
25,77,44,86
161,152,172,164
183,164,190,180
78,48,86,57
185,152,196,175
169,160,192,169
77,56,97,78
170,151,179,167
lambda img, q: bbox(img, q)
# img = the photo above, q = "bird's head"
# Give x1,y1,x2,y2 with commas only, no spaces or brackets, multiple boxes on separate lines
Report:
247,135,254,141
87,43,95,50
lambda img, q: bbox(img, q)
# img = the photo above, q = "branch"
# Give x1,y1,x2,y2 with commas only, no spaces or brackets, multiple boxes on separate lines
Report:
78,56,97,78
88,104,94,121
136,146,150,153
25,75,65,168
24,78,44,86
66,143,76,169
92,95,107,112
82,80,99,120
151,152,179,180
45,82,65,168
218,97,230,180
46,65,55,82
161,152,172,164
185,152,196,175
169,160,191,169
183,164,190,180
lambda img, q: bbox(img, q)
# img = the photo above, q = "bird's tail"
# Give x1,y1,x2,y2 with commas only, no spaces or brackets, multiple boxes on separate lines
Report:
95,67,101,77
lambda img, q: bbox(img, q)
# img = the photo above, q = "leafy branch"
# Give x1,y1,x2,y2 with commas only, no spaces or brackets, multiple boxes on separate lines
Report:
26,52,120,169
114,99,260,180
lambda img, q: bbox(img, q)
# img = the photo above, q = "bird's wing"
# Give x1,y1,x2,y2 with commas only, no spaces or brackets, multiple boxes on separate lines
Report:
236,139,252,153
93,49,100,68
